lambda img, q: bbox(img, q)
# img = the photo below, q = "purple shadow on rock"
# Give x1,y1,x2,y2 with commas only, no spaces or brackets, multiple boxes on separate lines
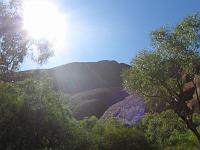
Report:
102,93,145,125
107,90,129,107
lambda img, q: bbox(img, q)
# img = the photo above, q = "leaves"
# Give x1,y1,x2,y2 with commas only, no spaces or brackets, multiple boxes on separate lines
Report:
122,13,200,110
122,13,200,142
0,1,53,76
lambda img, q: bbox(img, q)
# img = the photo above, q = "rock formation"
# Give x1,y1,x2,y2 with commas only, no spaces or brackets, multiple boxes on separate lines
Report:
101,93,145,125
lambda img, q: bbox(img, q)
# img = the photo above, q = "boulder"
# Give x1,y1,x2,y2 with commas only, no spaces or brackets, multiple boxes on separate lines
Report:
101,93,145,125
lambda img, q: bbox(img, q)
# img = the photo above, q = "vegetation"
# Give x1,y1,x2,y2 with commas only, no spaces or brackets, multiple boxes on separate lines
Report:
122,13,200,142
2,78,199,149
0,0,52,81
1,1,200,149
0,79,100,150
138,110,200,149
69,87,126,119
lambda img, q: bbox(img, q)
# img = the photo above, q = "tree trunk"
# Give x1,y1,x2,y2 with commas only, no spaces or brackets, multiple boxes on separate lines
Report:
181,115,200,143
187,123,200,143
192,80,200,109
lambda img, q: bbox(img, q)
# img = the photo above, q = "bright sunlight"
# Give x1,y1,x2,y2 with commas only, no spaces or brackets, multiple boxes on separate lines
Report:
22,0,67,48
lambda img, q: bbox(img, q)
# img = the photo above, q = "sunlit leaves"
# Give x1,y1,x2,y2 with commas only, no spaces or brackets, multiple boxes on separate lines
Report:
139,110,187,145
0,1,53,76
122,14,200,142
122,13,200,109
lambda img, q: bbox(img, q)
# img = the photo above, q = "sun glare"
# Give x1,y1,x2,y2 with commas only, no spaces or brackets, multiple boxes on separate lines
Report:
22,0,67,48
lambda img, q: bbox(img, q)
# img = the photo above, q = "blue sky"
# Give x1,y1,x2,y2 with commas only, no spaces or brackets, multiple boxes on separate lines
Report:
22,0,200,70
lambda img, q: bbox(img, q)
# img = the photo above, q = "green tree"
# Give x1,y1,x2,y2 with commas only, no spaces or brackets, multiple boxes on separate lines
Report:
122,13,200,142
0,78,99,150
96,122,155,150
138,110,199,147
0,1,53,80
103,127,154,150
0,79,69,149
88,120,156,150
79,116,98,131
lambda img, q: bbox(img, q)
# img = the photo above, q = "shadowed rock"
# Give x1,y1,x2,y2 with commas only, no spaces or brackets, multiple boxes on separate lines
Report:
15,60,130,119
101,93,145,125
48,60,129,93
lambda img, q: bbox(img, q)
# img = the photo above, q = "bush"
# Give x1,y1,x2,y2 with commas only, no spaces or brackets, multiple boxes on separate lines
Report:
0,79,96,150
138,110,200,149
90,120,156,150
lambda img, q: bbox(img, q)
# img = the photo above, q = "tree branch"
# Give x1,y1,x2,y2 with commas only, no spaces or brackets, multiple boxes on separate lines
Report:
192,80,200,109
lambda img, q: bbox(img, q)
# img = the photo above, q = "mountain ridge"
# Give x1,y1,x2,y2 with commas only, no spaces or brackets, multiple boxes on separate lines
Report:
47,60,129,93
16,60,130,119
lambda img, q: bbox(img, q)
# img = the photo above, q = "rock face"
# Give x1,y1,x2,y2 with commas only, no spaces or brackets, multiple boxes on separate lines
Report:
101,94,145,125
48,60,129,93
47,60,130,119
69,88,129,119
18,60,130,119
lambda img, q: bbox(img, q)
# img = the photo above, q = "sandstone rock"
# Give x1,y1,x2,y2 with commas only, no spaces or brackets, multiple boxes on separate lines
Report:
101,93,145,125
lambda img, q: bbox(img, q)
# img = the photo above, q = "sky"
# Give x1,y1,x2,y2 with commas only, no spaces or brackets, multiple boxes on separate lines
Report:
22,0,200,70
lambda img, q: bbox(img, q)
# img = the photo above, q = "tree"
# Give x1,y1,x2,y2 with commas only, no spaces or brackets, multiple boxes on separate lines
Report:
122,13,200,142
0,79,68,149
0,1,53,80
0,78,99,150
139,110,189,145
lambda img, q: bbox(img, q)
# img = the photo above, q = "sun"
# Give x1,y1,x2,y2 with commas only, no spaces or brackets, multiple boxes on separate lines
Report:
22,0,67,48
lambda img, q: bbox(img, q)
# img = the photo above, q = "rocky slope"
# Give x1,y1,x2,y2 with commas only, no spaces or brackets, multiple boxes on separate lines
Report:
17,60,130,119
47,60,130,119
101,93,145,125
48,60,129,93
69,88,129,119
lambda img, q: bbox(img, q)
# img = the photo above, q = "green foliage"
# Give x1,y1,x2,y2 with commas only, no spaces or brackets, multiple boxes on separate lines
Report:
2,78,199,149
139,110,187,145
193,113,200,127
164,144,199,150
79,116,98,131
0,1,53,76
1,6,200,148
0,79,97,150
89,120,156,150
82,114,200,150
103,126,154,150
0,79,65,149
122,13,200,106
137,110,200,149
122,13,200,142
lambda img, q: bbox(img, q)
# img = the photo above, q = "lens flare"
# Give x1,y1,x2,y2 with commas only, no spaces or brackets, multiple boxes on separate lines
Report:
22,0,67,48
